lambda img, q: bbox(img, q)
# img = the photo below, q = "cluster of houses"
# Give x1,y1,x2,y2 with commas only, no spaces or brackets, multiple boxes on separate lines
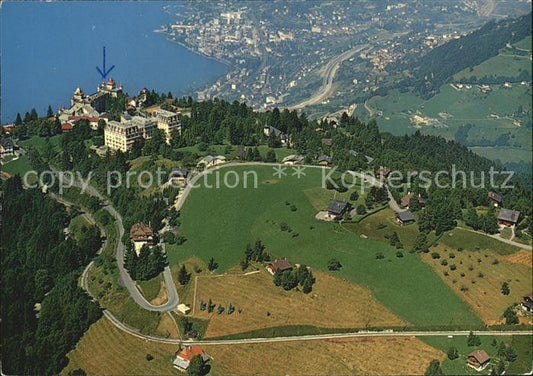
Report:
487,191,522,227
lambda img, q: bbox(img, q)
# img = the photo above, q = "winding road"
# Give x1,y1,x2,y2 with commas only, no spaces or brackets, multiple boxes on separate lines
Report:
49,163,530,346
50,169,179,312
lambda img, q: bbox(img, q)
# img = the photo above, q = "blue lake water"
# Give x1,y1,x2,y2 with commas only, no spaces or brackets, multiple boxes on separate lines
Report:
0,2,227,123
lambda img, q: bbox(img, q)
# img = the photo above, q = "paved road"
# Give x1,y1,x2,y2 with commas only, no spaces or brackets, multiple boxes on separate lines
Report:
289,45,368,110
50,169,179,312
101,309,532,346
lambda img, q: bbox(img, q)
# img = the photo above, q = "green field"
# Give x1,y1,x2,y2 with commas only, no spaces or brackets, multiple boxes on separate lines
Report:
439,228,519,255
18,134,63,154
357,83,532,164
352,35,533,165
421,335,532,375
169,166,482,328
1,155,33,176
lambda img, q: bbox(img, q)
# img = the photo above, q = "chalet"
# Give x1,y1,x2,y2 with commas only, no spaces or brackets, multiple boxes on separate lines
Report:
130,223,154,255
396,211,415,225
197,155,226,169
497,208,520,227
522,293,533,312
282,154,304,165
266,259,293,275
317,155,332,166
467,350,490,372
328,199,349,220
169,168,189,187
488,191,502,207
401,192,426,208
173,345,210,371
263,124,288,145
0,138,15,158
321,138,333,147
377,166,391,179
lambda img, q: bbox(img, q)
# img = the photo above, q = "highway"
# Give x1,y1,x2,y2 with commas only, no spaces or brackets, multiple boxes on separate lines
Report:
289,45,368,110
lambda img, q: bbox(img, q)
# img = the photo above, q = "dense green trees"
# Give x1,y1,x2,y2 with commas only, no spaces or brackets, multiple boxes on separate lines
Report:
273,264,315,293
1,177,102,375
424,359,443,376
124,244,167,281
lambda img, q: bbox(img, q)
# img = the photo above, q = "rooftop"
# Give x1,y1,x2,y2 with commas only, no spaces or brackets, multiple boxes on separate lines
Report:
328,199,348,215
396,211,415,222
498,208,520,223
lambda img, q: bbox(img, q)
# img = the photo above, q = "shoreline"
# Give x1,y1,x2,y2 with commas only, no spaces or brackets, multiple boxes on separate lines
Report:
164,35,233,68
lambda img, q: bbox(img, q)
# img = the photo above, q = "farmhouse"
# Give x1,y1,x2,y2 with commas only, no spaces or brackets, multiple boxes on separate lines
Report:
396,211,415,225
488,191,502,207
0,138,15,158
317,155,332,166
328,199,349,220
130,223,154,255
173,345,210,371
266,259,293,275
522,293,533,312
467,350,490,372
282,154,304,165
197,155,227,169
497,208,520,226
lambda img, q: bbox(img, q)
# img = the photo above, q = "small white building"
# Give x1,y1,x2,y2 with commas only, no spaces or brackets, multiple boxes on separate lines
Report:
177,304,191,315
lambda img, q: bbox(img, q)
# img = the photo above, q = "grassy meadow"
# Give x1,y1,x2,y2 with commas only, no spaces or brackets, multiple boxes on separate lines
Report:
169,166,483,328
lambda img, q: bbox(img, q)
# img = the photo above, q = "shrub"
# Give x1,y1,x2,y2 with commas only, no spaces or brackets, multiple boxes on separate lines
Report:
396,251,404,258
376,252,385,260
431,252,440,259
449,252,455,259
450,264,457,271
146,354,154,361
290,205,297,212
441,259,448,266
280,222,289,231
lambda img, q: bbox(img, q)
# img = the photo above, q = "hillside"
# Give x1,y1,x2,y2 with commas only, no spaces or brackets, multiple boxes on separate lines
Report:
403,12,532,97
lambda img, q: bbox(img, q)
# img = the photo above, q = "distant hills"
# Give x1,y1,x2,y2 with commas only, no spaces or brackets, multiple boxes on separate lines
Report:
401,12,532,98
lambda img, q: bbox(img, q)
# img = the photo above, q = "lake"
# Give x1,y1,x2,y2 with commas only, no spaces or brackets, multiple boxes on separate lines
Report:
0,1,227,123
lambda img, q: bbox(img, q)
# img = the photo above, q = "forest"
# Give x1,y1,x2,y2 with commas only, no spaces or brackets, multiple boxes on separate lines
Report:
1,176,102,374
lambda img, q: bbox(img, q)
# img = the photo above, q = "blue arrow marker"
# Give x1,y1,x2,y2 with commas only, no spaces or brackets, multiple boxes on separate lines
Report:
96,46,115,80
